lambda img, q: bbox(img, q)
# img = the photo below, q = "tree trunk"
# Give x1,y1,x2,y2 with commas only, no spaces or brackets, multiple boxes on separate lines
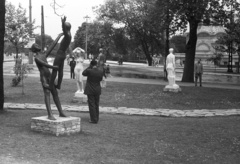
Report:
0,0,6,111
181,19,199,82
238,53,240,73
141,39,152,66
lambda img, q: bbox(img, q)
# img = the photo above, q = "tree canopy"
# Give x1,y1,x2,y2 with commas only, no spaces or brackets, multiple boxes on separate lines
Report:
5,2,34,58
96,0,165,65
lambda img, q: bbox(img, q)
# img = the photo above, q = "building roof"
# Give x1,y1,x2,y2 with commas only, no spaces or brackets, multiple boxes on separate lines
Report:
197,25,225,35
185,24,226,36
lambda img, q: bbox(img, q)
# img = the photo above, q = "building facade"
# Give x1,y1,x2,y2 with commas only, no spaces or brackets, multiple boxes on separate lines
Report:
175,24,239,66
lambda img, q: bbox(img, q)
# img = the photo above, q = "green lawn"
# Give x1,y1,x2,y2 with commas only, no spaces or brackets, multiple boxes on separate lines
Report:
4,75,240,110
0,110,240,164
2,75,240,164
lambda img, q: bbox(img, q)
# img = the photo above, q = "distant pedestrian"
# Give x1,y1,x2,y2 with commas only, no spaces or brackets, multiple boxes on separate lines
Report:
69,57,76,79
97,48,105,67
194,59,203,87
89,54,93,62
105,64,111,77
82,60,104,124
118,55,123,65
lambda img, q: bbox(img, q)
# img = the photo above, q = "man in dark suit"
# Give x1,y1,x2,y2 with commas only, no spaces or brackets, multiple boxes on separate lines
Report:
82,60,104,124
69,57,76,79
194,59,203,87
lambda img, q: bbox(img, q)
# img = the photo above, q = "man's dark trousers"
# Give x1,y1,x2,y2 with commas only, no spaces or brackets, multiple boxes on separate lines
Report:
87,94,100,123
70,68,75,79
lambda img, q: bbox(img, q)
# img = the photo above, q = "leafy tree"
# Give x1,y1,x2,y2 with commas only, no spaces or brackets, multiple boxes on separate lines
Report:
211,0,240,73
73,21,115,58
207,52,223,66
35,34,57,57
165,0,240,82
170,35,186,53
96,0,165,66
5,2,34,59
0,0,5,111
161,0,225,82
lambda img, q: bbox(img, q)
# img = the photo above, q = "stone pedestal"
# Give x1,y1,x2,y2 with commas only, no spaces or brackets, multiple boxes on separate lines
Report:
163,84,182,92
31,116,81,136
164,74,181,92
72,91,87,103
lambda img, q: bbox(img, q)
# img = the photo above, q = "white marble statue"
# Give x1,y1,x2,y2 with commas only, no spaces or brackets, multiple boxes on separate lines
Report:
164,48,181,92
73,47,85,94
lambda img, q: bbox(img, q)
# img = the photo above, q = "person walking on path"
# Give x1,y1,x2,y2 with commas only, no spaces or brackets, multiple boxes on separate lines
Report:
69,57,76,79
82,60,104,124
194,59,203,87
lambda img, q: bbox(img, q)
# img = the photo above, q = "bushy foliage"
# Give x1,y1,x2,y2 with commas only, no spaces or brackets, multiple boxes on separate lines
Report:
11,61,33,87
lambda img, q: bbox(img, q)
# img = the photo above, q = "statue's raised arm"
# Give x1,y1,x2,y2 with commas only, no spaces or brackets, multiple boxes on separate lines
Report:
49,16,72,90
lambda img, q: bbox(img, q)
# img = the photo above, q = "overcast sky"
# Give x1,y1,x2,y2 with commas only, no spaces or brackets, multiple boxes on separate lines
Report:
8,0,105,40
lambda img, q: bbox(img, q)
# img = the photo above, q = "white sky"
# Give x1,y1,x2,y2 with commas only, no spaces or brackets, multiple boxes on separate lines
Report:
8,0,105,40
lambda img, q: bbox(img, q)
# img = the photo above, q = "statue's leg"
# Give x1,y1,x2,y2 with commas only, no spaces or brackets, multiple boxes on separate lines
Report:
51,86,67,117
49,69,58,90
56,62,64,89
80,81,84,92
43,88,56,120
75,71,80,91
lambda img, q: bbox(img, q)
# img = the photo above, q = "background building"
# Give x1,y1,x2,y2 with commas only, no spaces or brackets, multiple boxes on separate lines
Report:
175,23,238,66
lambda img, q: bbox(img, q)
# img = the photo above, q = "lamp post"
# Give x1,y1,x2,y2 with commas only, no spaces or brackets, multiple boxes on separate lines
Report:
84,15,90,59
164,0,170,80
28,0,33,64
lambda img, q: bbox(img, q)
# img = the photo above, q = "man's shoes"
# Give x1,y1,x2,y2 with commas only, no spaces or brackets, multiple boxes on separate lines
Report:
89,120,97,124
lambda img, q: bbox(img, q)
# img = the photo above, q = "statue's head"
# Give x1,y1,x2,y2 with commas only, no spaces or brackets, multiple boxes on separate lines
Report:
30,43,41,53
65,22,71,31
169,48,174,53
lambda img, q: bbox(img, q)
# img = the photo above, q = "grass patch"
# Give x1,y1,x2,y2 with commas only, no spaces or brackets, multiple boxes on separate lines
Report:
0,110,240,163
4,75,240,110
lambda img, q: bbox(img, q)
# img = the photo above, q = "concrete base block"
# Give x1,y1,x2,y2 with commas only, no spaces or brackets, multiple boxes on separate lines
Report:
72,92,87,103
31,115,81,136
163,87,182,93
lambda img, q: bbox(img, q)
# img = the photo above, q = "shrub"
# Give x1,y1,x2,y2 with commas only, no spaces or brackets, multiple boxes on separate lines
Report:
11,76,21,87
12,60,33,87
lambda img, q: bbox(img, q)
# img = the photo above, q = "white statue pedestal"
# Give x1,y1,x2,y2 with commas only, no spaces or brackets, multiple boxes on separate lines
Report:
72,91,87,103
31,115,81,136
163,76,181,93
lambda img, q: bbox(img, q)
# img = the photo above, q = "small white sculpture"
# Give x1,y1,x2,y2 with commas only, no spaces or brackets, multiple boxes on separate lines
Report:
164,48,181,92
73,47,85,94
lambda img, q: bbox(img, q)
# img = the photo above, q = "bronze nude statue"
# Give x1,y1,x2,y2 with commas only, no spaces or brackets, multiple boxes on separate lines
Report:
30,16,72,120
31,43,67,120
49,16,72,90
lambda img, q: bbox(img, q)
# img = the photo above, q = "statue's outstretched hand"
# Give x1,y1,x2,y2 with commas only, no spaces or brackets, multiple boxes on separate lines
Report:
58,33,64,37
61,16,66,23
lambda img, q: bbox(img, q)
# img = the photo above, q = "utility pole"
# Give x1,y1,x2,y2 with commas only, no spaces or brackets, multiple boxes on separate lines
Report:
84,15,90,59
28,0,33,64
164,0,170,80
41,6,46,52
